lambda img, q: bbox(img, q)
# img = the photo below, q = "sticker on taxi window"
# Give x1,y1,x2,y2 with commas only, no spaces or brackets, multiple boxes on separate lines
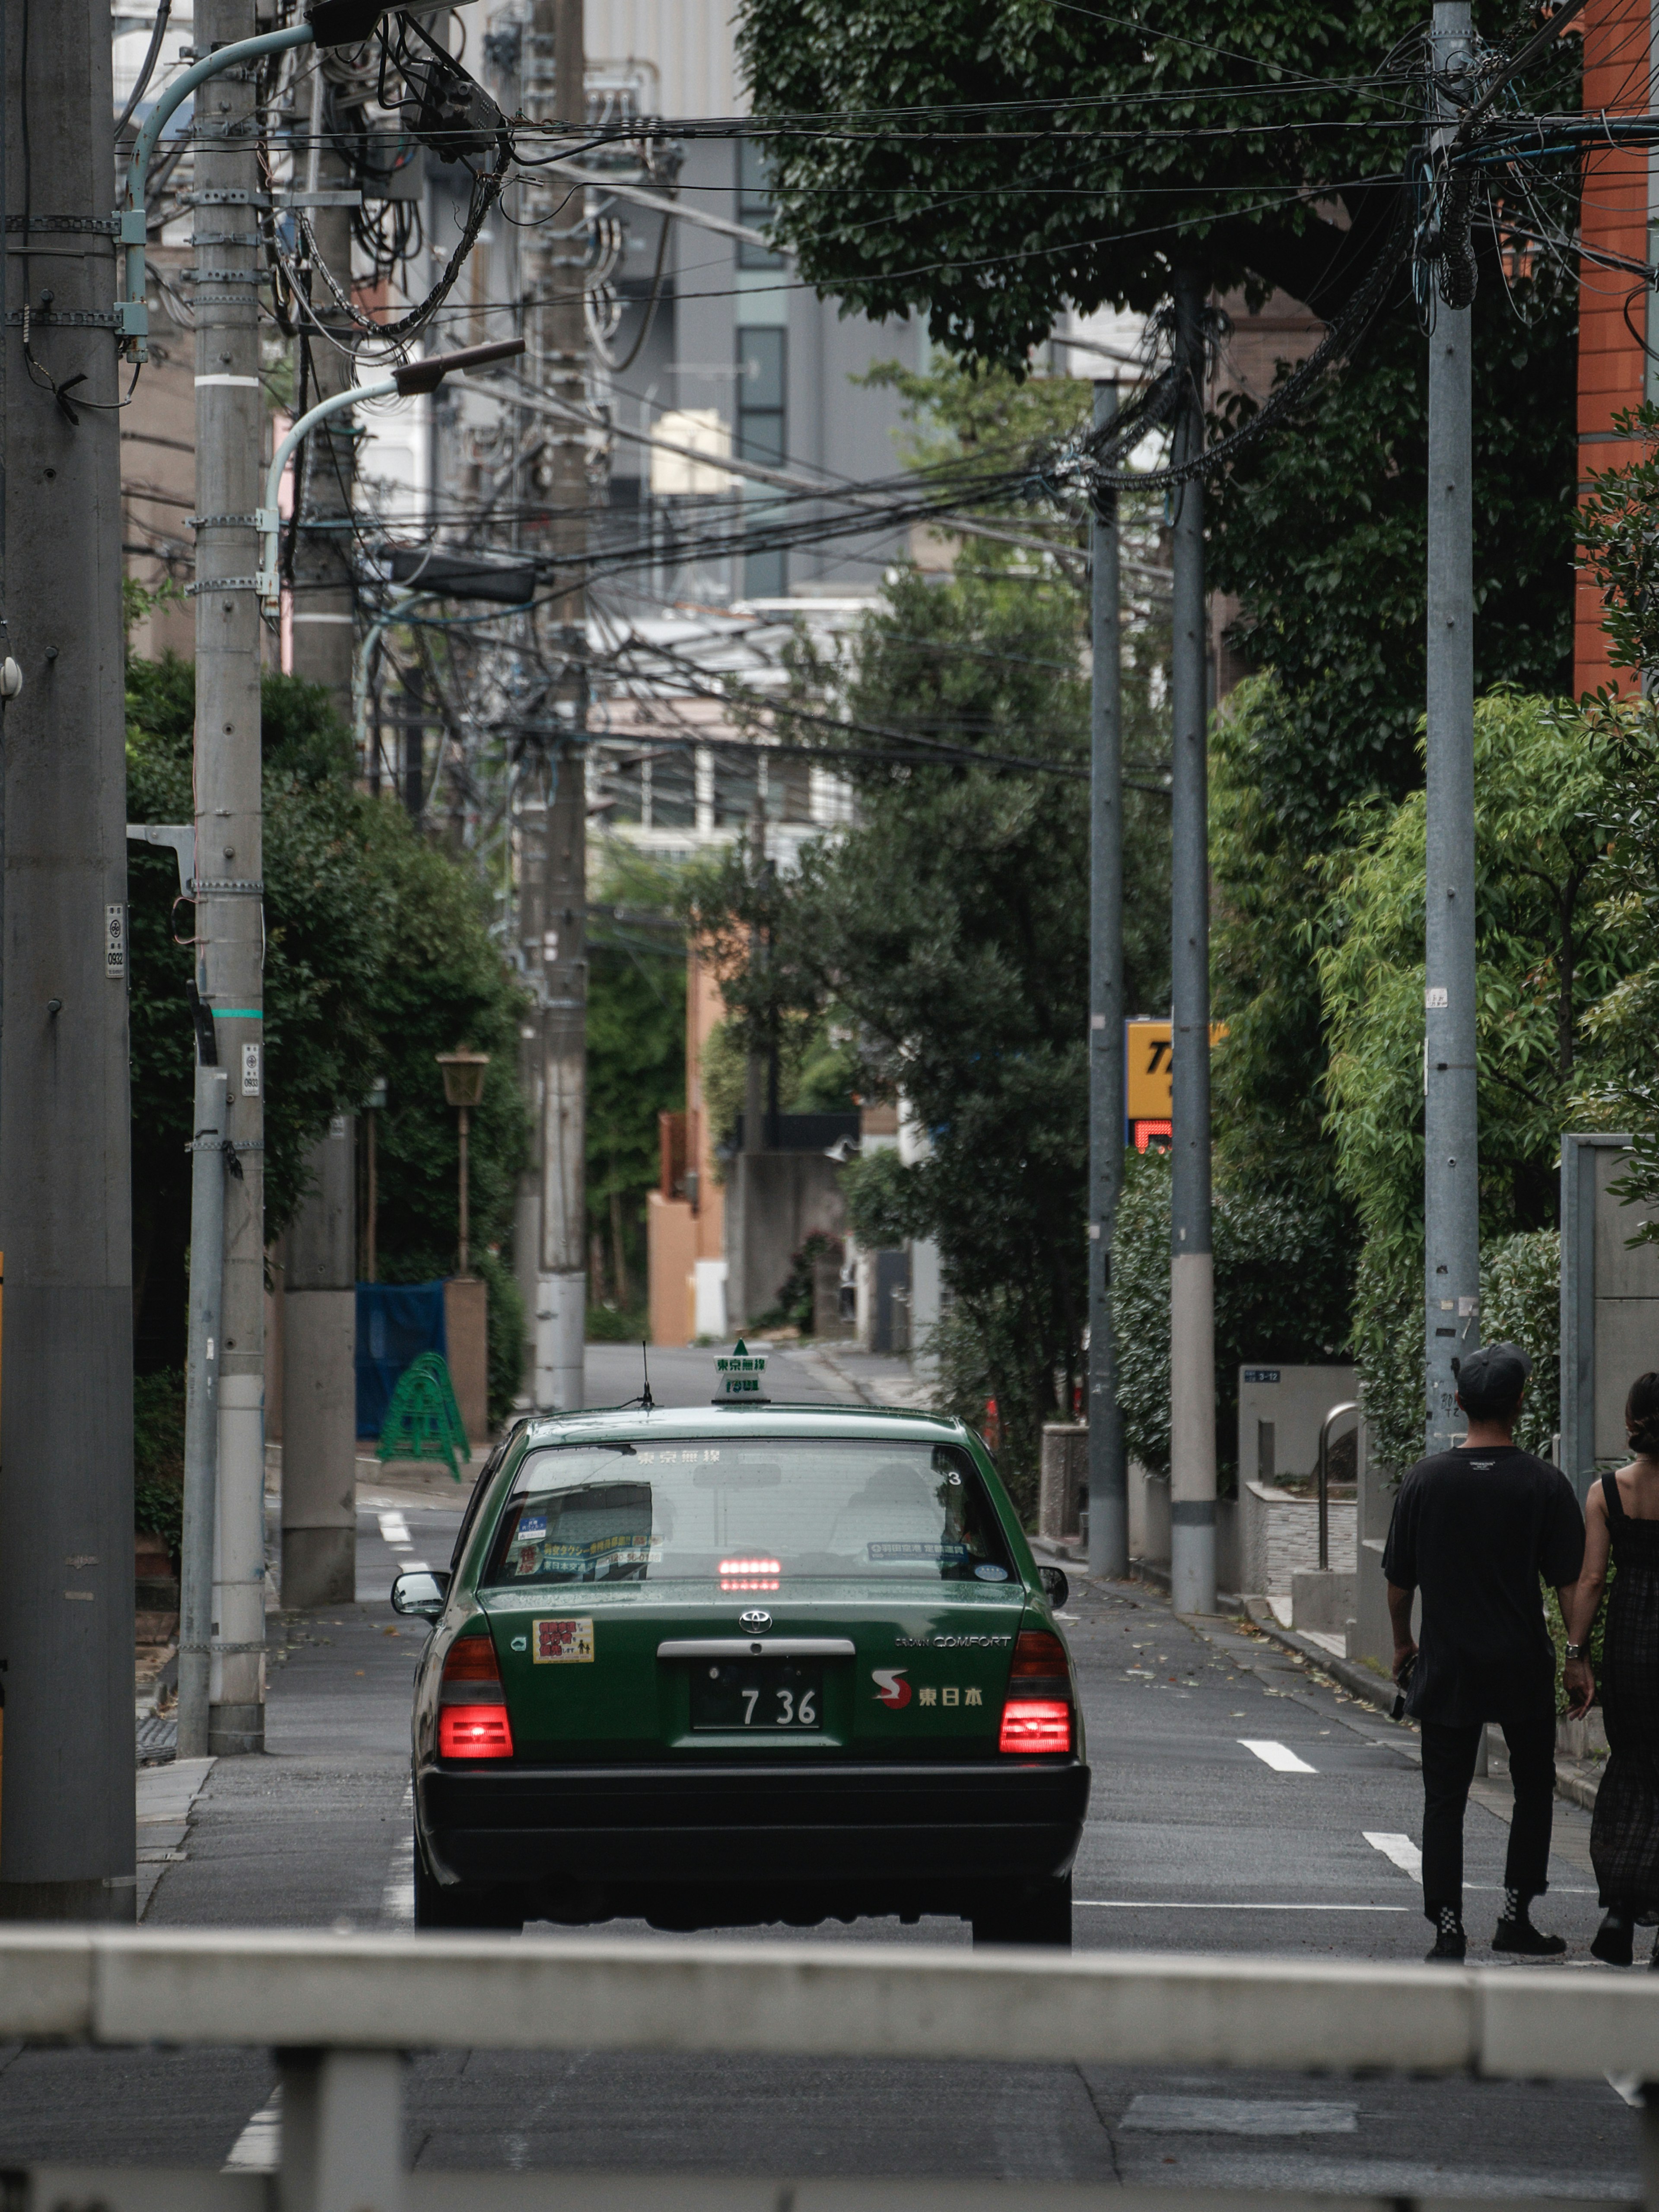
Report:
867,1541,970,1562
533,1617,595,1663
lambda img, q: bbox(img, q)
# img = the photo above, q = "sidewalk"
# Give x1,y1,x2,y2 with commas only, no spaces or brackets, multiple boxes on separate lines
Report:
781,1340,938,1410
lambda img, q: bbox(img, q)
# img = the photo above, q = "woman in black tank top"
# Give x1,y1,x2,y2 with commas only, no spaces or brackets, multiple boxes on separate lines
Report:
1569,1374,1659,1965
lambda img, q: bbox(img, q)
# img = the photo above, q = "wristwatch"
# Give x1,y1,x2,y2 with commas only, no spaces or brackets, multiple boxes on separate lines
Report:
1565,1642,1590,1660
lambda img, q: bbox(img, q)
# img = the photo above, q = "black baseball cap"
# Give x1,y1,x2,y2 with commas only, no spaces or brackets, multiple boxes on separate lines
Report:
1454,1341,1532,1419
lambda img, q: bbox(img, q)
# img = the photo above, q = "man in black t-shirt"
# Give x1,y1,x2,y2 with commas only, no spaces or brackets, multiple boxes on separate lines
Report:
1382,1341,1587,1962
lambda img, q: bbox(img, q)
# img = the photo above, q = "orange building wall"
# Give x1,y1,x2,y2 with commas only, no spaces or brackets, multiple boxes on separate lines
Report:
646,938,728,1345
1576,0,1650,697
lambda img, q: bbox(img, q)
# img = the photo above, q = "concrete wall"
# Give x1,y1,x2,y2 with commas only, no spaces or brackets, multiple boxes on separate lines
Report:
1237,1363,1360,1484
1125,1460,1238,1596
1239,1482,1357,1600
1562,1132,1659,1498
724,1151,846,1327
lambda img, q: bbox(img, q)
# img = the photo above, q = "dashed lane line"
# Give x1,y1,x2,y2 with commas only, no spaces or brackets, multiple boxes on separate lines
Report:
1078,1900,1407,1913
1364,1830,1424,1878
1239,1738,1317,1773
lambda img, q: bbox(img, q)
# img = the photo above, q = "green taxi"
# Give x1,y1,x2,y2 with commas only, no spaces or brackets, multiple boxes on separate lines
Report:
391,1389,1088,1946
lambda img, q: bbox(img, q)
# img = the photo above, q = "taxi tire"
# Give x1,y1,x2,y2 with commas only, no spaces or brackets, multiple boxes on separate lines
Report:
413,1841,525,1931
970,1874,1072,1950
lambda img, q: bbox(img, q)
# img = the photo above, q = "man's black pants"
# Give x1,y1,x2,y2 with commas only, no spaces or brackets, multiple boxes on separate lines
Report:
1420,1708,1557,1923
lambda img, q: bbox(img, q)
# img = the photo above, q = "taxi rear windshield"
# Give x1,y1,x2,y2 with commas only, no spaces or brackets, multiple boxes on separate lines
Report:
479,1438,1015,1588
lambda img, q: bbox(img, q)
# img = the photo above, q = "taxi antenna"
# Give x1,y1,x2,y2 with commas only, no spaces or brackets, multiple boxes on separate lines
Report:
640,1340,654,1411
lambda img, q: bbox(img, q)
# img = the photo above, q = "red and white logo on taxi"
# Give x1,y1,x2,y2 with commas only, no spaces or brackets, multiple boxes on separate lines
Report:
872,1667,911,1709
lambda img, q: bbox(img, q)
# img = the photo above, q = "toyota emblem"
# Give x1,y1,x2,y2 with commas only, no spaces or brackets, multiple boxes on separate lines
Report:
739,1608,772,1633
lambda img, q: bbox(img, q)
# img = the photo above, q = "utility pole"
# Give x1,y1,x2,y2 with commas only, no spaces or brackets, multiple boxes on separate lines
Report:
282,53,359,1608
528,0,588,1411
1087,382,1128,1581
178,1064,228,1761
195,0,267,1754
1424,0,1481,1449
0,0,136,1916
1167,269,1216,1618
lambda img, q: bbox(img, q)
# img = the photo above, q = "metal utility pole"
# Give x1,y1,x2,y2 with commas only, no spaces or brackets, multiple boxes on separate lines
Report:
0,0,136,1917
527,0,588,1411
1167,269,1217,1618
178,1065,228,1761
1424,0,1481,1450
282,58,359,1609
195,0,267,1754
1087,383,1128,1581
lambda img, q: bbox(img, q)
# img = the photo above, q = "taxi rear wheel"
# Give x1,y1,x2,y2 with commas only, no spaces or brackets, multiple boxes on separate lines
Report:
970,1874,1072,1949
413,1842,525,1931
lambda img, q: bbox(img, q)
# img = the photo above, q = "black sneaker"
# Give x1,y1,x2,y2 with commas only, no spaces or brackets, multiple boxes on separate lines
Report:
1493,1913,1566,1957
1593,1911,1635,1967
1426,1927,1468,1962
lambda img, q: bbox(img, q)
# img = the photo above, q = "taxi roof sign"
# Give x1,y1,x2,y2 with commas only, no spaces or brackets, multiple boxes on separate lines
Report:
713,1336,769,1405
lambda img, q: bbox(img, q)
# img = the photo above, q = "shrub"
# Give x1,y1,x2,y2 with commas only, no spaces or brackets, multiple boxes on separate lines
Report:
133,1368,186,1566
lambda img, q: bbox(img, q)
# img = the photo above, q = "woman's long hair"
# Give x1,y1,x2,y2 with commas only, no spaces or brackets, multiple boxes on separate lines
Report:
1627,1373,1659,1459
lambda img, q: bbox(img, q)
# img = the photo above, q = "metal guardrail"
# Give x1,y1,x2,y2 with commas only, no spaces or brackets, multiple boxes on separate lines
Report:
4,1931,1658,2211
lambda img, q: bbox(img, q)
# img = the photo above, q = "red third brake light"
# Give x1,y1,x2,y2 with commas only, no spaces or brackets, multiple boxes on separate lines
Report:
439,1632,514,1758
999,1700,1072,1754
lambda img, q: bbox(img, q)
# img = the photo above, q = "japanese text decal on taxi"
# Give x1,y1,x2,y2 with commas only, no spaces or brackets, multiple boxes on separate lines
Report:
533,1617,595,1663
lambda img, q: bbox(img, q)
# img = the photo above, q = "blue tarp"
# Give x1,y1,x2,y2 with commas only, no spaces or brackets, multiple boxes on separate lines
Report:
356,1280,448,1439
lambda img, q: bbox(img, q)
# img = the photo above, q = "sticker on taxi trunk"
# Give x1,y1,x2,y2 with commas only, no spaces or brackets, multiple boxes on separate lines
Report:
533,1617,595,1663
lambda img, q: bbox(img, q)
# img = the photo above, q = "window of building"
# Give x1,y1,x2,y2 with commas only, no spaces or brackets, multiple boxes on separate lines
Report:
737,324,786,598
737,139,784,271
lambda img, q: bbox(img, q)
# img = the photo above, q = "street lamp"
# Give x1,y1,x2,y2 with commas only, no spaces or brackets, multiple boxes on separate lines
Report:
259,339,526,613
362,1078,388,1284
436,1053,490,1278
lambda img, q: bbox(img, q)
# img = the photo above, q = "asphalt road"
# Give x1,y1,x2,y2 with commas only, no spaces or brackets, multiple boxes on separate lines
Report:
0,1350,1640,2194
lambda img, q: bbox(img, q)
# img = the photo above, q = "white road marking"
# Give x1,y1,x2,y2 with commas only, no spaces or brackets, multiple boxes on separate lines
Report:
382,1780,415,1928
1365,1830,1423,1878
377,1512,412,1546
1079,1900,1407,1913
223,2091,280,2172
1239,1738,1316,1773
1122,2094,1357,2136
1608,2075,1646,2108
397,1559,429,1572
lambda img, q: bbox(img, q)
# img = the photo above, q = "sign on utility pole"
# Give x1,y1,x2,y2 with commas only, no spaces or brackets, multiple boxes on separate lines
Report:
195,0,267,1754
1424,1,1482,1449
1167,270,1216,1618
0,0,137,1918
1087,383,1128,1581
527,0,588,1412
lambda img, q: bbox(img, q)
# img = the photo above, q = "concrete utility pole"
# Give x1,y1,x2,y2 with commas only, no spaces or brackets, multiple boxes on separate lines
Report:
1087,384,1128,1581
1424,0,1482,1450
178,1065,228,1761
195,0,267,1754
527,0,588,1410
282,58,359,1609
1167,270,1217,1618
0,0,136,1919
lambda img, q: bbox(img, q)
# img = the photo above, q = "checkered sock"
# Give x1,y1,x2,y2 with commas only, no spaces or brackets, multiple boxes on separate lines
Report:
1502,1886,1529,1924
1437,1904,1464,1938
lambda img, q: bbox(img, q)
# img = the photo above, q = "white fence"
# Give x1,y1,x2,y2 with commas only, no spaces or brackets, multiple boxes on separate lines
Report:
4,1930,1659,2212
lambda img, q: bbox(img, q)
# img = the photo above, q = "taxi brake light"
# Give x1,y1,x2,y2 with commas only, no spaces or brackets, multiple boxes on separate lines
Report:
1011,1629,1068,1676
439,1705,514,1758
999,1699,1071,1754
442,1633,501,1683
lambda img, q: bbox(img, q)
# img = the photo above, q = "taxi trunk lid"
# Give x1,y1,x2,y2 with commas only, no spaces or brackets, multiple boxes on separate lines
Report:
479,1584,1028,1761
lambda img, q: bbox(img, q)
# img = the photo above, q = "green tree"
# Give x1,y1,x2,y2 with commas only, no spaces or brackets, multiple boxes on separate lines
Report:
126,655,528,1415
1317,694,1630,1457
585,849,687,1321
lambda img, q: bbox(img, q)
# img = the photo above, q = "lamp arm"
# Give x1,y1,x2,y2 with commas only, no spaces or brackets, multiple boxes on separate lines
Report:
258,377,399,610
119,23,316,355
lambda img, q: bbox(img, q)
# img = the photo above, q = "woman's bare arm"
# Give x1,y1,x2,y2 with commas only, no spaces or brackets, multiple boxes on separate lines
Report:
1565,1484,1611,1648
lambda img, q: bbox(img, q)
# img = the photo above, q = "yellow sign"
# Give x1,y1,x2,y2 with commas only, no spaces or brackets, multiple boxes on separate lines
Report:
1124,1021,1227,1120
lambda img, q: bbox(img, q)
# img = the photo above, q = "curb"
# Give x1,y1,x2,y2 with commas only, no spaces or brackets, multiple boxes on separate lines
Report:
1237,1596,1403,1717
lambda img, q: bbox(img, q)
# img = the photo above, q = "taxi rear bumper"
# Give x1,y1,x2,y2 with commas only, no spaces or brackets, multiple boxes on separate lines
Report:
420,1757,1089,1897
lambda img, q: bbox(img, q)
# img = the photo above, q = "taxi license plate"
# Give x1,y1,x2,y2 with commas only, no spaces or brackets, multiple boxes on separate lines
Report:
691,1659,823,1731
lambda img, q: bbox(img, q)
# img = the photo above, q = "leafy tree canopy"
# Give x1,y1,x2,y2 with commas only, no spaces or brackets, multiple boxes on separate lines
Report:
738,0,1433,363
